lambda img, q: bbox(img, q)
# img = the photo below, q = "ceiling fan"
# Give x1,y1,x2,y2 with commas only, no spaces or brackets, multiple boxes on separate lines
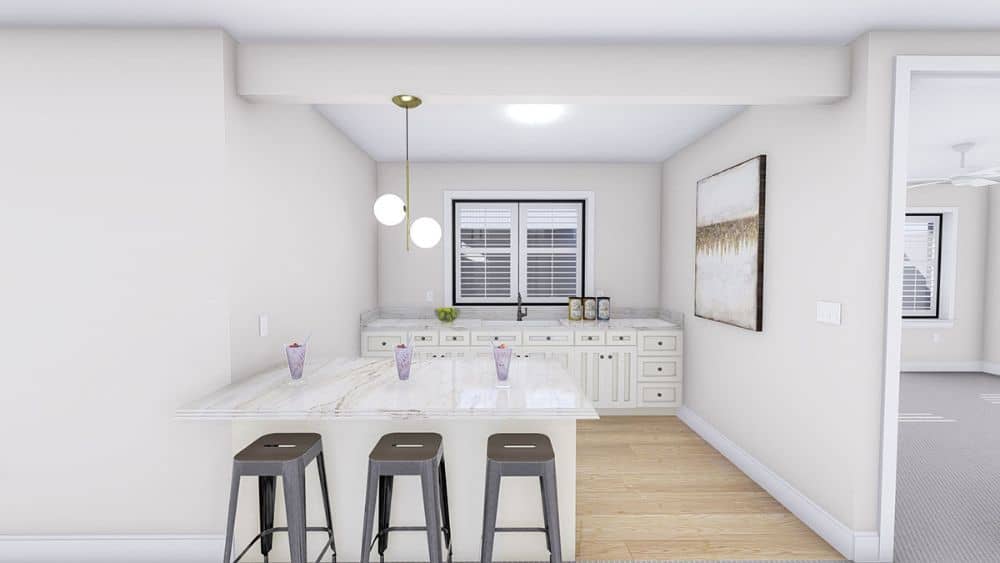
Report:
908,142,1000,189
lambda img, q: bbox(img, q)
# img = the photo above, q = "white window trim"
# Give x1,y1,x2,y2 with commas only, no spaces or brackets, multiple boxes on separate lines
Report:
902,206,958,328
443,190,596,306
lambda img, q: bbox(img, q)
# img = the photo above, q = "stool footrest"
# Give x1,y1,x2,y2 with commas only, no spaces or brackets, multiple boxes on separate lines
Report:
494,526,548,533
231,526,335,563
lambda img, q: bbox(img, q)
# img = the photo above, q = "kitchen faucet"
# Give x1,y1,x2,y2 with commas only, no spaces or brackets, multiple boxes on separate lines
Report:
516,292,528,321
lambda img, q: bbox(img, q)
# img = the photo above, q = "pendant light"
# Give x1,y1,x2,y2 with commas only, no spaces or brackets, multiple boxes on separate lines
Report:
371,94,441,250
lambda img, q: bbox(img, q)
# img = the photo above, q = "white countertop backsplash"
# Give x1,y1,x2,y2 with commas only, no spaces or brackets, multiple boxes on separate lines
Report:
362,306,683,330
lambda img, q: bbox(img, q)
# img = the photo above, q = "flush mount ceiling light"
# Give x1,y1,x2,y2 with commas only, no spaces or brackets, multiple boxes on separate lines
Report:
372,94,442,250
506,104,566,125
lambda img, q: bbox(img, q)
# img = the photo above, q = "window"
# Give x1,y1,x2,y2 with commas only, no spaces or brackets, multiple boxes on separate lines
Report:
902,213,943,318
453,200,584,305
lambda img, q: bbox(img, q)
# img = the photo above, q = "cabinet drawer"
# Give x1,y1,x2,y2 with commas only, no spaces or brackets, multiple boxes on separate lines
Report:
606,330,637,346
638,332,682,355
363,332,406,356
523,330,573,346
409,330,439,346
638,383,681,406
470,330,523,346
574,332,605,346
439,330,470,346
639,358,681,381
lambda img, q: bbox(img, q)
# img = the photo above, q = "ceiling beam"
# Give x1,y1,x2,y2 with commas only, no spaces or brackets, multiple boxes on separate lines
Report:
237,43,850,105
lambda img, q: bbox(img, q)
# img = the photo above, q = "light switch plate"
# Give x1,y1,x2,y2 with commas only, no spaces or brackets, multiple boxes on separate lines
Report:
816,301,842,325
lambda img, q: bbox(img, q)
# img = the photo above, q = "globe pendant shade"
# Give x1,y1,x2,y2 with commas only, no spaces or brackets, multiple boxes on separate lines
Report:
373,193,406,226
410,217,442,249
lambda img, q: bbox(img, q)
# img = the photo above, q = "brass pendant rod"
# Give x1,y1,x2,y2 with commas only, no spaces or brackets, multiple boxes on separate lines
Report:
404,106,410,251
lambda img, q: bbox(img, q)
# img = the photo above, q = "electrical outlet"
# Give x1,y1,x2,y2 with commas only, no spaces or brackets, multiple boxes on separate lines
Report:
258,314,269,337
816,301,842,325
425,290,434,304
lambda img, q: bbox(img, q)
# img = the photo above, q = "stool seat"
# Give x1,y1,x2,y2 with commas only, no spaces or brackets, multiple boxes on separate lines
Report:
487,433,554,463
236,433,322,463
370,432,442,462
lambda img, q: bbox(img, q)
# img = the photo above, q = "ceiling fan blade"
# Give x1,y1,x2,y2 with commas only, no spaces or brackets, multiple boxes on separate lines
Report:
907,178,949,188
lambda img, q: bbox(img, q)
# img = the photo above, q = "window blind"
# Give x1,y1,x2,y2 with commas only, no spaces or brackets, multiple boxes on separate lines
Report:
902,214,942,318
519,203,583,302
452,200,584,305
455,203,518,302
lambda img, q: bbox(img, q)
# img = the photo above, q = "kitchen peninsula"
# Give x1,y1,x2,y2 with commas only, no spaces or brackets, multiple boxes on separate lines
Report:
178,355,596,562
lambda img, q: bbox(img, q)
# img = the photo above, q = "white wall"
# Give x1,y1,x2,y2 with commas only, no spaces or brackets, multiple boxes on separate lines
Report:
376,162,662,310
661,102,878,531
986,186,1000,370
0,30,378,544
901,185,989,367
0,30,232,533
661,33,1000,561
224,37,377,381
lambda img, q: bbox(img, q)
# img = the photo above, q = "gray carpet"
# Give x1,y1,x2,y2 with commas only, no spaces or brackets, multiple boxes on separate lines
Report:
896,372,1000,562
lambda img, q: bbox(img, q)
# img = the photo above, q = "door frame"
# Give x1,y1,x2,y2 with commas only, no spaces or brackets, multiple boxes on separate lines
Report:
878,55,1000,561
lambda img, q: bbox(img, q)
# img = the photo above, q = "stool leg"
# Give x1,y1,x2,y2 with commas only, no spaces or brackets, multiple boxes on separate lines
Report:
541,462,562,563
258,476,277,562
420,462,443,563
316,453,336,561
438,458,452,560
538,476,551,553
360,461,380,563
377,475,394,559
282,464,308,563
223,470,240,563
480,461,501,563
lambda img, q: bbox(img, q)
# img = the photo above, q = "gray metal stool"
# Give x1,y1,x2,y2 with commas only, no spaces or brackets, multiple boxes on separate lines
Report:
360,432,452,563
480,433,561,563
223,433,336,563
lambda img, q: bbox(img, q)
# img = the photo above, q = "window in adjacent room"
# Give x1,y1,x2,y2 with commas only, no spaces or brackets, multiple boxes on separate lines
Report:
453,200,584,306
902,213,943,318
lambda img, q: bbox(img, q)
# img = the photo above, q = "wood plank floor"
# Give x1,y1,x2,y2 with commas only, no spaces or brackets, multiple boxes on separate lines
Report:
576,416,844,561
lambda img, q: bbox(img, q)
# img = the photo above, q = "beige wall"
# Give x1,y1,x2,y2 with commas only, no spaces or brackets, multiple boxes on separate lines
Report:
376,162,662,309
224,37,377,382
0,30,232,533
901,185,989,366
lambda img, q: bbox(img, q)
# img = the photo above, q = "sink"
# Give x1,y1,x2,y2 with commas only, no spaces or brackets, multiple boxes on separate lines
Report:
481,319,562,328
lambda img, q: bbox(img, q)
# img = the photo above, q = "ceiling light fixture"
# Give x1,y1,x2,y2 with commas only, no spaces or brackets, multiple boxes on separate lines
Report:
506,104,566,125
372,94,442,250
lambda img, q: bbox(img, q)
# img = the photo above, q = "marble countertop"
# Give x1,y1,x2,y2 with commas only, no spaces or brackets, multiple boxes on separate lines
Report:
176,357,599,421
363,318,679,330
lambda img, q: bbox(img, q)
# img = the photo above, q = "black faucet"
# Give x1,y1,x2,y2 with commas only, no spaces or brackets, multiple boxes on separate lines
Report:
516,292,528,321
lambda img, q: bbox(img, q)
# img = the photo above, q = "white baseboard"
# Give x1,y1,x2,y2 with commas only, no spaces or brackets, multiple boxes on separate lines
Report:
984,362,1000,376
0,534,223,562
901,360,988,373
677,406,886,562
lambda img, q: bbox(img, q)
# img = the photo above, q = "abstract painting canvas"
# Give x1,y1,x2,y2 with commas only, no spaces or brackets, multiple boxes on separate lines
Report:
695,155,766,331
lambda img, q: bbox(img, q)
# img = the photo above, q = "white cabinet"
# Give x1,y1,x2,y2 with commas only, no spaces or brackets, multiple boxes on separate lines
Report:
362,323,681,413
575,349,636,409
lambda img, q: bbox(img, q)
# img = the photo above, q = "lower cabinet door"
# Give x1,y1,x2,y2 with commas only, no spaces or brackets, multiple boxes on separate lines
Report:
582,349,636,409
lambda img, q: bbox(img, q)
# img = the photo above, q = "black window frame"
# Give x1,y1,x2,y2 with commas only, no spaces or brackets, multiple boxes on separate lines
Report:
902,212,944,320
451,198,586,307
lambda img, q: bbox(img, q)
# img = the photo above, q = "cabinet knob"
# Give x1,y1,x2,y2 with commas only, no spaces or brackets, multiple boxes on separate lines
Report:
657,341,663,346
381,341,387,346
608,355,613,359
546,336,551,341
657,367,663,372
600,355,605,359
494,336,499,340
657,392,663,397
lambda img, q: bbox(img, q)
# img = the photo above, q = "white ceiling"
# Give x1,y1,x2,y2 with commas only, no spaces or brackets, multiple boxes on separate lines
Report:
318,104,744,162
909,75,1000,180
2,0,1000,43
